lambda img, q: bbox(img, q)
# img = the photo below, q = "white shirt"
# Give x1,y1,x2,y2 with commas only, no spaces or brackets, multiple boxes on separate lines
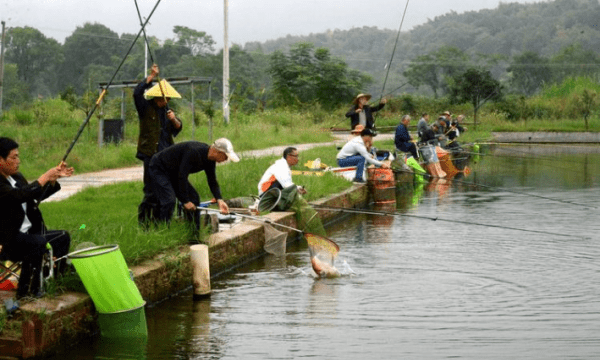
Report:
336,136,383,167
7,176,33,233
258,158,294,196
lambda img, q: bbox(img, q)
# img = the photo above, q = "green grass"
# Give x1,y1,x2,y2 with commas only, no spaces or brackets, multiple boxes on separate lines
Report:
40,144,351,266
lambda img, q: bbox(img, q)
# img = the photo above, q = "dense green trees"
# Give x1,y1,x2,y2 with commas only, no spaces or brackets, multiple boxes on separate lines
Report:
449,67,503,124
507,52,552,96
268,43,370,109
1,0,599,118
59,23,126,93
5,27,62,97
403,46,469,98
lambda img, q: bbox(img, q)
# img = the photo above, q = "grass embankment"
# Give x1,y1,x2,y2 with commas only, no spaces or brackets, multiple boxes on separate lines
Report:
40,144,350,266
1,98,337,177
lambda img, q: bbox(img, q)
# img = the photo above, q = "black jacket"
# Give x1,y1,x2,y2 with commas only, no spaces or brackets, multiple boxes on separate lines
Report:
0,173,59,245
133,81,182,160
345,103,385,130
150,141,222,204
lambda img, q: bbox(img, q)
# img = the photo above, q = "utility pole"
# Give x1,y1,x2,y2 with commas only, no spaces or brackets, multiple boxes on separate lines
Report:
223,0,230,124
0,21,6,117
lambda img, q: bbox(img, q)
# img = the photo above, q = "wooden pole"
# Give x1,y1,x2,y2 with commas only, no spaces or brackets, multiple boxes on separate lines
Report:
190,244,211,299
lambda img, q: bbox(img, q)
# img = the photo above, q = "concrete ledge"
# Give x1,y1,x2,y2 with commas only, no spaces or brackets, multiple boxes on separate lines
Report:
0,184,369,358
492,132,600,143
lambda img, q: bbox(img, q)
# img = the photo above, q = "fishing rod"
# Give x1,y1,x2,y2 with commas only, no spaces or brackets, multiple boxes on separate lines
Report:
393,167,596,210
311,204,588,240
377,0,410,105
134,0,169,102
61,0,163,163
198,207,303,233
329,0,410,131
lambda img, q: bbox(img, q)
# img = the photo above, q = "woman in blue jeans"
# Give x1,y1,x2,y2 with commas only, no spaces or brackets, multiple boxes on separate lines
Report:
336,128,390,182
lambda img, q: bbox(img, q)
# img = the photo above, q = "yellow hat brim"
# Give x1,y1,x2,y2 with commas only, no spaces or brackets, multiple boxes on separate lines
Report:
144,79,181,99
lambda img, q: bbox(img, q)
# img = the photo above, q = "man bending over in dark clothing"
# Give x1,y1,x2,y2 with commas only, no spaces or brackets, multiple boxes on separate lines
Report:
148,139,239,230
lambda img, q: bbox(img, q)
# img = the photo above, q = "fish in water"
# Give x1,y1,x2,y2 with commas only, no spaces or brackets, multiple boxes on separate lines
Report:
311,255,340,278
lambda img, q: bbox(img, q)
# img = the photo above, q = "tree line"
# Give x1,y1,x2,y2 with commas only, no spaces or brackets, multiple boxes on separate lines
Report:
1,0,599,117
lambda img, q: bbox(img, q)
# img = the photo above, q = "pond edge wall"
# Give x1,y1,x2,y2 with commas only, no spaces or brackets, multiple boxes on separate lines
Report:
0,184,368,358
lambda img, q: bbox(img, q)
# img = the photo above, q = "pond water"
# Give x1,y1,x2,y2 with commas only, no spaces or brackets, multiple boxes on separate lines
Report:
53,145,600,360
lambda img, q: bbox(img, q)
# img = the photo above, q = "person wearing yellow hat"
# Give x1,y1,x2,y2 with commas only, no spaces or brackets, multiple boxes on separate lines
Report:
345,93,387,130
148,139,239,231
134,64,183,225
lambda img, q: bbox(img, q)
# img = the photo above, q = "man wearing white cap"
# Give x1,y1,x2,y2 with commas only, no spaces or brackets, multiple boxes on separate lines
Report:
148,139,239,229
134,64,183,225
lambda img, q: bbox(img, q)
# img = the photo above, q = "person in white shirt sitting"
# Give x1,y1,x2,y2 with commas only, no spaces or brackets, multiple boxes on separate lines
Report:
258,147,307,196
336,128,389,183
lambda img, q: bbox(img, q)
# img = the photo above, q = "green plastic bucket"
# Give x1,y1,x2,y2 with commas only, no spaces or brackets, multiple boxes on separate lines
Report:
68,245,145,314
97,303,148,338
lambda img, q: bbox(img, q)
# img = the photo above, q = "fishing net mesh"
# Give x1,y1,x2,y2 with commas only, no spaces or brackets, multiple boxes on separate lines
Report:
263,223,287,256
289,194,327,237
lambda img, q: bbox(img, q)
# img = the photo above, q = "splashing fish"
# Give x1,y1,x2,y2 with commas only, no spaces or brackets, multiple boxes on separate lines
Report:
311,254,340,278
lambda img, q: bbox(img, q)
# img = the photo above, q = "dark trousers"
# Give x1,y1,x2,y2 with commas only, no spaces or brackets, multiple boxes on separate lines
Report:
398,142,419,159
139,156,158,224
4,230,70,297
148,165,201,230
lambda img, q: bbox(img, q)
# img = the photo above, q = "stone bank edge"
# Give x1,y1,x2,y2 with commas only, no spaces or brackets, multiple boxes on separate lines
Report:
0,184,368,359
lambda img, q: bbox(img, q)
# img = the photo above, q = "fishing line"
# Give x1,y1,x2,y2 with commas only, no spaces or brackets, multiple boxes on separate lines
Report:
61,0,163,163
377,0,410,104
312,204,588,240
460,149,588,168
393,167,596,209
329,0,410,131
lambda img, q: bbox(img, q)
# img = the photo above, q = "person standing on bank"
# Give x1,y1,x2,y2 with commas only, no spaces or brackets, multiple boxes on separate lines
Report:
337,128,390,183
345,93,387,130
148,139,239,229
134,64,183,225
0,137,72,299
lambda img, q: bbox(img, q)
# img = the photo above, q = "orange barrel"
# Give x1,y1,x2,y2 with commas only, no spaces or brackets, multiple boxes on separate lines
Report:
367,168,396,204
436,147,459,177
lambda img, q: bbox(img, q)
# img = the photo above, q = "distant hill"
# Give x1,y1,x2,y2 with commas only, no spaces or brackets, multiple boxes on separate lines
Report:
243,0,600,95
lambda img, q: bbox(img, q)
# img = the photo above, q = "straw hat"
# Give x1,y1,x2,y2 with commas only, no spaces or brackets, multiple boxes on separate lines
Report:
352,93,371,105
351,124,365,134
144,79,182,100
440,110,451,116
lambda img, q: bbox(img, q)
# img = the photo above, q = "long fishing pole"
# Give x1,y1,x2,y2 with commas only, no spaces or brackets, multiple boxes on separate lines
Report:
311,204,588,240
61,0,163,163
377,0,410,105
329,0,410,131
198,207,303,233
393,167,596,209
134,0,168,102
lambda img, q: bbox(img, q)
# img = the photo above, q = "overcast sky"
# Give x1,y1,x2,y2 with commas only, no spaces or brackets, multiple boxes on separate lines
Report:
1,0,548,48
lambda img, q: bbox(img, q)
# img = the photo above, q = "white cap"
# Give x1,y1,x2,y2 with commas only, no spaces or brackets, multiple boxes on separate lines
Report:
213,138,240,162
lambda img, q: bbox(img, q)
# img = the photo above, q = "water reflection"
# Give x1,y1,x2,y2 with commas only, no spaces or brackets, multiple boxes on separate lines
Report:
54,146,600,359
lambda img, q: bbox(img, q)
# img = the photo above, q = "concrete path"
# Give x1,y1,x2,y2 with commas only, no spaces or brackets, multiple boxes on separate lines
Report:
48,134,394,202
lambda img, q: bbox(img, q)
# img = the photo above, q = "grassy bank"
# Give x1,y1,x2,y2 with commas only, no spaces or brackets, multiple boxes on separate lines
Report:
3,90,599,179
40,144,350,265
